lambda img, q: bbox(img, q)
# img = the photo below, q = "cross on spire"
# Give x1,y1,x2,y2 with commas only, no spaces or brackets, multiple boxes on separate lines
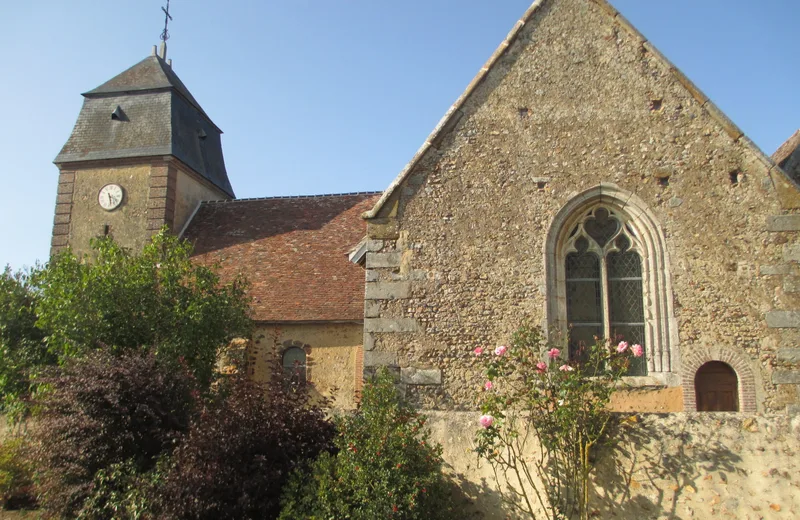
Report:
160,0,172,42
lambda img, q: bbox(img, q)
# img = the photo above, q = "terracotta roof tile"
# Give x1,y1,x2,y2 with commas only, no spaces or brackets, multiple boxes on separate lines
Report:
184,192,379,322
773,129,800,166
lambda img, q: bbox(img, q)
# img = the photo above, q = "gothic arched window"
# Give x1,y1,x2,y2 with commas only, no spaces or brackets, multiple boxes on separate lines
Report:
565,207,646,375
545,185,678,382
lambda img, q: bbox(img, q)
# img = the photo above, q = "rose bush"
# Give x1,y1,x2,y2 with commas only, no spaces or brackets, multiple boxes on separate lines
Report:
475,325,643,520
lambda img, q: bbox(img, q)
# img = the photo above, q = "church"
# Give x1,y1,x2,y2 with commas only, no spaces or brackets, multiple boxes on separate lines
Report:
49,0,800,515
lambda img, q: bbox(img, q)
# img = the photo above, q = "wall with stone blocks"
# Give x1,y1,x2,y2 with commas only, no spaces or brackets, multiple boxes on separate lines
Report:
432,411,800,519
362,0,800,414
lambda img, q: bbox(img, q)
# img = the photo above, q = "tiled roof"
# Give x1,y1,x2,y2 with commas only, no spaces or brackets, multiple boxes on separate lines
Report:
773,130,800,166
183,192,380,322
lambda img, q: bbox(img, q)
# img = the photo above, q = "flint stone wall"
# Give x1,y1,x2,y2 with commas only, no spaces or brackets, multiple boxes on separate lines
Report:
363,0,800,413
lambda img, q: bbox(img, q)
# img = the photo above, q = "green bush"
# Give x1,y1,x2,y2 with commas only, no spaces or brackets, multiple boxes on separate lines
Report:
33,230,252,387
0,267,53,419
0,438,36,510
279,368,456,520
78,459,163,520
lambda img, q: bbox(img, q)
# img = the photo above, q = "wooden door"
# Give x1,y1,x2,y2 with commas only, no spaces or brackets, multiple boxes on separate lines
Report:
695,361,738,412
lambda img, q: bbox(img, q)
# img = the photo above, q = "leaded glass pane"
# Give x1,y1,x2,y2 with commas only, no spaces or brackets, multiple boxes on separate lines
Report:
566,251,601,363
568,325,601,365
566,252,601,324
566,282,602,323
608,280,644,323
608,250,646,376
282,347,307,384
584,208,619,247
608,250,642,279
610,325,647,376
566,251,600,279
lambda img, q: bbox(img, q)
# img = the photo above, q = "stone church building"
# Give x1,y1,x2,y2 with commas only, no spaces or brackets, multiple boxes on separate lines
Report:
50,0,800,515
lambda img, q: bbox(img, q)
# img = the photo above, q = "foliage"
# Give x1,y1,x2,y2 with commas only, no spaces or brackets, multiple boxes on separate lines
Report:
0,438,36,510
30,350,197,519
33,230,252,386
0,268,54,417
157,376,335,520
279,368,456,520
77,459,163,520
475,325,643,520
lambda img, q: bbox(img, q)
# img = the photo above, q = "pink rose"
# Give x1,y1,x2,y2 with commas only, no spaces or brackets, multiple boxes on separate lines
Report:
559,364,574,372
473,347,483,356
631,344,644,357
616,341,629,353
484,381,493,391
479,414,494,428
536,361,547,373
494,345,508,356
547,348,561,359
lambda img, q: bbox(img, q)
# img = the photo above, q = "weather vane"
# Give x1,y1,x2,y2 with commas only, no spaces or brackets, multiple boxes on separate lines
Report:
160,0,172,42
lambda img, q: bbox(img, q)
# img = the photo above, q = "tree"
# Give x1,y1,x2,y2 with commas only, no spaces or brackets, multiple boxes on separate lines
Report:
158,376,335,520
0,230,253,414
0,268,53,417
32,230,252,387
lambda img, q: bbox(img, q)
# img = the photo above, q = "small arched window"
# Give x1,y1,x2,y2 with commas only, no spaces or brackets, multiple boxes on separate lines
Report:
282,347,307,385
695,361,739,411
565,207,646,375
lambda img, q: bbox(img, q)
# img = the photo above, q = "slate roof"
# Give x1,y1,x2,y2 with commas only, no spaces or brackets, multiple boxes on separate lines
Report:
183,192,381,322
55,54,234,197
85,53,208,117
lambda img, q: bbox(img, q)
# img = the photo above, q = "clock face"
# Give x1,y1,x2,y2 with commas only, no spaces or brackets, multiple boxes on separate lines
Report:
98,184,124,211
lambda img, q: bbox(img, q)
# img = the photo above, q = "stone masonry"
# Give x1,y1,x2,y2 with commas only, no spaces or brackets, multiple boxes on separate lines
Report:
362,0,800,414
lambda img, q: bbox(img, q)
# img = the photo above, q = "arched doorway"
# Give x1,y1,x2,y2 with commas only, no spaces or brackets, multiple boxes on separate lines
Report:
694,361,739,411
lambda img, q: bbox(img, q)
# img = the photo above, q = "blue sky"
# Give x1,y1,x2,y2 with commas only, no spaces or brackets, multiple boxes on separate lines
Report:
1,1,798,270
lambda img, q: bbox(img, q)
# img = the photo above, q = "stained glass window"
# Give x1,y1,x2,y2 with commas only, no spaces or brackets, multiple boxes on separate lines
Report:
564,208,647,375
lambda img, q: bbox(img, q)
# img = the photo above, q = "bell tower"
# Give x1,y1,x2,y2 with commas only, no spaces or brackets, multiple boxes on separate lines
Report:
51,41,234,257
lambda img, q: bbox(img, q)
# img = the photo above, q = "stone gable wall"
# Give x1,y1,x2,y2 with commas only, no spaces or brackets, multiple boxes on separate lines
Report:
363,0,800,413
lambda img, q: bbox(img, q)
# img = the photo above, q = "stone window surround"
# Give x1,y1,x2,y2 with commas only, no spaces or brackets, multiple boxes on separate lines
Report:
545,184,680,387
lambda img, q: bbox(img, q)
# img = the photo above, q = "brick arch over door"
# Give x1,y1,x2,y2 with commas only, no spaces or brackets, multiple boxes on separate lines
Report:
682,347,757,413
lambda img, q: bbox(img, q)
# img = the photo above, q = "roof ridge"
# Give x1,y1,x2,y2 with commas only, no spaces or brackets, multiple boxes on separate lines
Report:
84,55,208,117
202,191,382,204
363,0,791,219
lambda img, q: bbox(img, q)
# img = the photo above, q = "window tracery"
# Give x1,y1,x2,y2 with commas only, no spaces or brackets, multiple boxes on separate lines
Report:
545,184,678,383
564,207,646,375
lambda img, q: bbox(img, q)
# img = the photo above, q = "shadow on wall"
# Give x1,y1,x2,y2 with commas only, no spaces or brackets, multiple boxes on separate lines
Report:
447,468,507,519
594,413,748,519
